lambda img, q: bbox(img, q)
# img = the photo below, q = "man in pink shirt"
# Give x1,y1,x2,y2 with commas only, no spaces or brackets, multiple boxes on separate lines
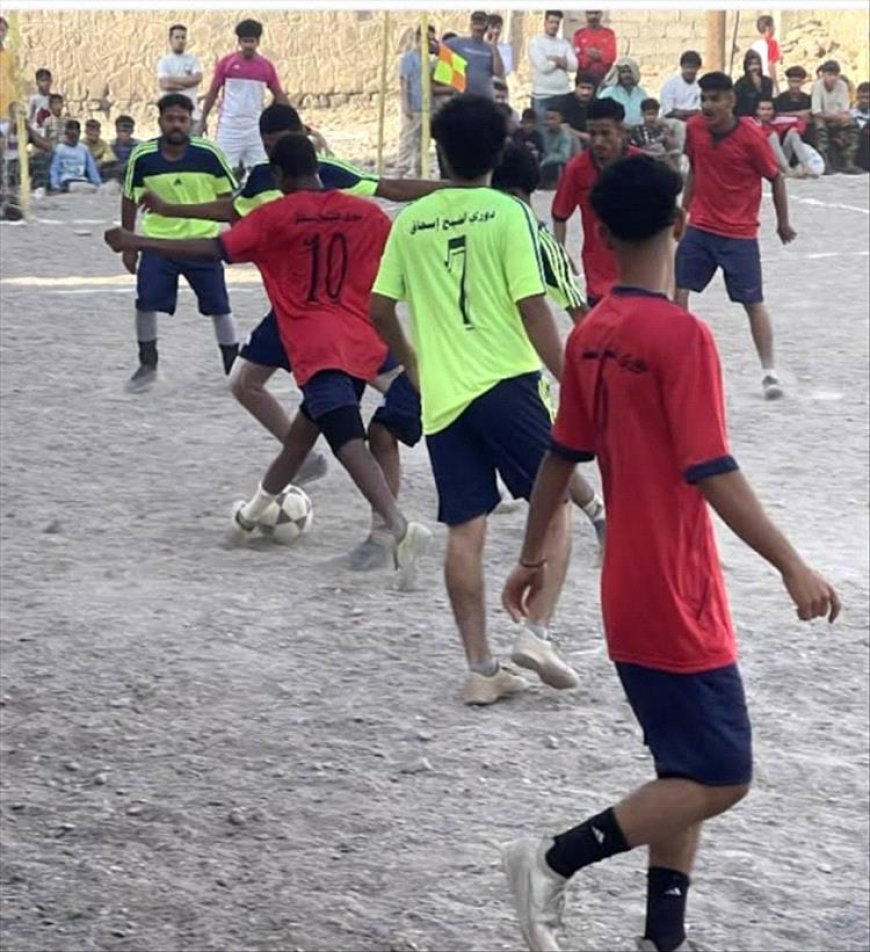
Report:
199,19,289,171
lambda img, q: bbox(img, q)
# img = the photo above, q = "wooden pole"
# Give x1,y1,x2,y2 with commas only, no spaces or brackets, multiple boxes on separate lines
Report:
376,10,391,175
420,12,431,178
705,11,727,74
6,11,31,220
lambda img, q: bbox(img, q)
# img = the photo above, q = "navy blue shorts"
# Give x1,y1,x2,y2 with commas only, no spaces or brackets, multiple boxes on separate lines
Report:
371,372,423,447
616,662,753,786
426,371,553,526
239,310,290,371
675,226,763,305
300,370,367,422
135,251,231,316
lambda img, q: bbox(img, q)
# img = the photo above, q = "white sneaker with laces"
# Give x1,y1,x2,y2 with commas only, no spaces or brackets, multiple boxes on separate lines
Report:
501,836,567,952
460,664,528,705
511,626,579,690
394,521,432,591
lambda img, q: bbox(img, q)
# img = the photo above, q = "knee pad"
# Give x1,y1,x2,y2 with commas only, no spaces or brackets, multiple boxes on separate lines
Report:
317,405,366,455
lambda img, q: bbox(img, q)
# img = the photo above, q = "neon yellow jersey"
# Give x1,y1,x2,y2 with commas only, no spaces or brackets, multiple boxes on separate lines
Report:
373,187,547,435
539,223,586,311
124,137,237,238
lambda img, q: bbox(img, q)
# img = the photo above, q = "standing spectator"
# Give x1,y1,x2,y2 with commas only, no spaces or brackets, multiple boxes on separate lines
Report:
157,24,203,118
733,50,773,117
0,17,14,120
750,14,781,95
528,11,577,121
397,26,435,179
84,118,118,177
27,69,53,127
49,120,102,191
41,93,66,144
562,73,596,149
811,60,862,174
539,106,573,187
755,98,816,178
659,50,702,153
110,115,139,182
199,19,289,172
852,81,869,171
486,14,514,77
571,10,616,89
445,11,504,99
630,98,680,169
597,57,648,127
512,108,545,164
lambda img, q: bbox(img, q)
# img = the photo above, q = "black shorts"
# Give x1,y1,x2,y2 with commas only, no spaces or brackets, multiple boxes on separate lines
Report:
616,661,753,786
425,371,553,526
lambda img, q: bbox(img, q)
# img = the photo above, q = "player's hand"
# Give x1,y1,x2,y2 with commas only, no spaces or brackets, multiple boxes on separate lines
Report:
139,190,168,216
782,564,841,623
502,562,548,622
777,222,797,244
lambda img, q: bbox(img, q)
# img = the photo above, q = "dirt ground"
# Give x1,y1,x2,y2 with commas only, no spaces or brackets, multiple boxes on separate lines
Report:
0,175,868,952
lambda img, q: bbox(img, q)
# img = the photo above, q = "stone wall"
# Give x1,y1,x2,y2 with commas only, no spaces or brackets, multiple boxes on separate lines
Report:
9,8,869,161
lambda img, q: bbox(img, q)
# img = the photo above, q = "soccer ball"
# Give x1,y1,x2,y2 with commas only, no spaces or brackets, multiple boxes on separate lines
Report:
258,485,314,545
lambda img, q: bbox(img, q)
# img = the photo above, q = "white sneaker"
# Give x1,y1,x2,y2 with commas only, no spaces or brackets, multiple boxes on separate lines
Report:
229,500,258,542
460,664,528,706
501,836,567,952
125,364,157,393
762,372,784,400
394,521,432,591
511,626,579,690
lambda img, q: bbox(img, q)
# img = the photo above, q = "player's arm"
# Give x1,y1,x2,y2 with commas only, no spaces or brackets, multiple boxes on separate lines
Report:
492,42,505,79
518,295,564,381
370,293,420,392
374,178,445,202
198,69,223,132
698,470,840,622
138,190,238,222
770,173,796,244
680,166,694,215
104,227,222,261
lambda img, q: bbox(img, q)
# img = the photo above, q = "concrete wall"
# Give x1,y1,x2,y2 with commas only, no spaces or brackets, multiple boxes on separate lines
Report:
9,9,869,159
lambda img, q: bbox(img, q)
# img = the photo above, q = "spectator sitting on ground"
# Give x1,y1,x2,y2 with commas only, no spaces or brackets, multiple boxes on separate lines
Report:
110,115,140,178
659,50,701,153
571,10,616,89
629,98,680,169
27,68,53,128
486,14,514,77
774,65,813,143
734,49,774,117
755,97,817,178
41,92,67,143
750,14,781,94
49,119,102,192
529,10,577,121
562,72,596,150
597,56,648,127
539,105,573,188
445,11,504,99
851,81,869,171
512,107,544,164
811,60,862,174
84,118,117,173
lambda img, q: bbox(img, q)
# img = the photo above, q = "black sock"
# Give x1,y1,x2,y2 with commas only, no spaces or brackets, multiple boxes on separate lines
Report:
644,867,690,952
138,340,158,368
220,343,239,375
544,806,630,879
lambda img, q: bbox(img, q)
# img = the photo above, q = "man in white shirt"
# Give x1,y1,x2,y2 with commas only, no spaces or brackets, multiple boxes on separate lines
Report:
157,24,203,118
528,10,577,121
659,49,702,153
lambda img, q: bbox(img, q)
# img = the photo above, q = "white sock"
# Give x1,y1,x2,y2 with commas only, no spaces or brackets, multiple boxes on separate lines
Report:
764,368,779,378
526,621,550,641
581,493,604,520
470,657,499,677
241,483,276,522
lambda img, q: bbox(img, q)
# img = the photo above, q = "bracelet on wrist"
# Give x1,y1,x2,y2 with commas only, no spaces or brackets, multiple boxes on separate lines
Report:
520,557,547,569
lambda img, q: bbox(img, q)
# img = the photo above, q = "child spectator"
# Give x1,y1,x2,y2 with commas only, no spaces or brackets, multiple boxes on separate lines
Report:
755,98,817,178
630,97,680,169
852,81,869,171
41,93,66,143
27,69,53,128
749,14,781,94
539,106,572,188
110,115,140,179
84,118,118,174
512,108,545,164
562,72,596,150
811,60,862,174
734,50,773,117
49,119,102,191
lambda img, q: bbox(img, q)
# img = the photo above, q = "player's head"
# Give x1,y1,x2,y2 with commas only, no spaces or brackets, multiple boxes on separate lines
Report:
698,72,735,128
63,119,81,146
756,14,775,37
269,133,319,192
785,65,807,92
491,142,540,202
544,10,563,37
469,10,488,40
819,60,841,90
168,23,187,53
679,50,702,83
586,98,625,164
544,106,564,130
640,98,660,123
590,155,684,254
755,98,775,122
115,114,135,141
431,95,507,182
236,18,263,57
585,10,603,29
85,118,101,142
575,73,596,102
743,49,763,77
157,93,194,145
35,68,52,94
258,102,304,156
48,92,63,116
858,81,870,109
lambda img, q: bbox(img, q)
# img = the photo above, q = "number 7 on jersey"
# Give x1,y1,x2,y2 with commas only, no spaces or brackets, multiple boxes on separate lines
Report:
444,235,473,328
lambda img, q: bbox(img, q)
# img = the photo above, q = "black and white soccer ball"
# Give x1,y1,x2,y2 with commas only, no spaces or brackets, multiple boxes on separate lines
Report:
258,485,313,545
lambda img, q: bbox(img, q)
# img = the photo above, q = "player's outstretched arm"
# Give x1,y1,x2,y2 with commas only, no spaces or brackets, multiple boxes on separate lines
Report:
104,227,221,262
771,174,797,244
375,179,445,202
518,294,564,381
138,190,237,223
370,293,420,392
698,469,840,622
503,451,575,621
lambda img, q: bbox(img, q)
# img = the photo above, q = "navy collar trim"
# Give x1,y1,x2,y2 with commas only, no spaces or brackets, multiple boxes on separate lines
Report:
611,285,669,300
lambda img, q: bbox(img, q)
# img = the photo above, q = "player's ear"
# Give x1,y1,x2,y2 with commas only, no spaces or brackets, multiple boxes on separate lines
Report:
673,207,686,242
596,220,615,251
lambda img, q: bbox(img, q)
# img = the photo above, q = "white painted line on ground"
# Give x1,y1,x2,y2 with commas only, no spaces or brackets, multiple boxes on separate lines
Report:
1,271,262,288
0,287,263,296
762,190,870,215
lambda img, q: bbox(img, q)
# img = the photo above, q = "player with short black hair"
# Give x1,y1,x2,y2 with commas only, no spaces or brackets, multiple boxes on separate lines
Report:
501,153,840,952
106,133,431,584
371,95,579,706
676,70,795,400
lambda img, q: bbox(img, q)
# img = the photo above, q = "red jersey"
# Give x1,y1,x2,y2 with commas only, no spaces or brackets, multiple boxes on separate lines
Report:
220,190,389,386
571,26,617,84
552,286,738,674
685,114,781,240
551,147,641,300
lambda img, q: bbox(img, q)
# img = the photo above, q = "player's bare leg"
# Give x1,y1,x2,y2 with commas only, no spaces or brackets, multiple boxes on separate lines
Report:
744,302,783,399
345,420,400,571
